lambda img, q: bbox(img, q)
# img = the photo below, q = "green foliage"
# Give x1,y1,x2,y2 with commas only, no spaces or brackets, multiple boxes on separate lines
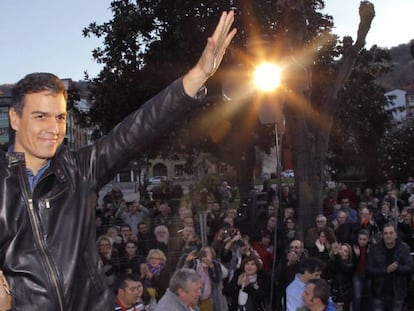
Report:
80,0,398,192
328,45,393,180
379,119,414,182
197,171,237,201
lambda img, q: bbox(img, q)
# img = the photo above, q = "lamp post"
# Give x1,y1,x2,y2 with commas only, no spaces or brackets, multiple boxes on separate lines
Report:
222,60,285,308
253,63,285,310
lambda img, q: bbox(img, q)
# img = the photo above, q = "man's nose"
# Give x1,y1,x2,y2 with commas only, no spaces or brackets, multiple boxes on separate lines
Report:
46,118,59,134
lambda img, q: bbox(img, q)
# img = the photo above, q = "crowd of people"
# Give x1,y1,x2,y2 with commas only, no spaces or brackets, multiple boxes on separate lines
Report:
0,10,237,310
1,7,413,310
101,178,414,311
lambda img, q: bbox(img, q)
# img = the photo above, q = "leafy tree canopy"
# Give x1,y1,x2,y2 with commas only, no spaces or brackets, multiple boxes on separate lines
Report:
81,0,393,193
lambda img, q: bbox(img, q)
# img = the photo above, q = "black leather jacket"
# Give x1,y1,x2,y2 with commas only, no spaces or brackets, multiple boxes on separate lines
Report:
367,239,413,300
0,78,198,310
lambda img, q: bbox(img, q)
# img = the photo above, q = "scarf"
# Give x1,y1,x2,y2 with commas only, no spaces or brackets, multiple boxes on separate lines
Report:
144,262,164,288
197,261,212,300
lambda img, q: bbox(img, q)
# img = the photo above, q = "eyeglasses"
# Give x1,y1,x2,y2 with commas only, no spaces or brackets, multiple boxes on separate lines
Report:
149,257,162,261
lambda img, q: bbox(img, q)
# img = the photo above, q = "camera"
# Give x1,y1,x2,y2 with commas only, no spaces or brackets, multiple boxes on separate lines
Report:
195,250,207,258
236,239,245,247
222,222,232,235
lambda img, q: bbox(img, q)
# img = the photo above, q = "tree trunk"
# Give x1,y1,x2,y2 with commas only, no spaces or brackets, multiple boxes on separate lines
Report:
281,1,375,234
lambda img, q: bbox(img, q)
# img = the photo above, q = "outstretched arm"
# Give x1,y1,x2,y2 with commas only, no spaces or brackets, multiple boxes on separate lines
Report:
183,11,237,97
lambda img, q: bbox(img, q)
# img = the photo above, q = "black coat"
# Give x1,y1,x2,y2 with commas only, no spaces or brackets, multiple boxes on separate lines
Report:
325,254,354,303
223,269,270,311
367,239,413,300
0,78,198,310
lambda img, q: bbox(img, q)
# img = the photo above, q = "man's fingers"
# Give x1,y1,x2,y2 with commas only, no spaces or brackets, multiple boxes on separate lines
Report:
0,271,11,295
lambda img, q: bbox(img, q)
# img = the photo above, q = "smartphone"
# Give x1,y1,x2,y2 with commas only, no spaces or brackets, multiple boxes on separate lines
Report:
195,250,207,258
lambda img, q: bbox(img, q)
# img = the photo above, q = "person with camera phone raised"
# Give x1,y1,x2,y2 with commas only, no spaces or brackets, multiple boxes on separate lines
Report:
177,246,226,311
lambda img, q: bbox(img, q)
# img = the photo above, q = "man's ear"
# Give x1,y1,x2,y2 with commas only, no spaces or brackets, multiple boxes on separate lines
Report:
9,107,20,131
176,288,184,297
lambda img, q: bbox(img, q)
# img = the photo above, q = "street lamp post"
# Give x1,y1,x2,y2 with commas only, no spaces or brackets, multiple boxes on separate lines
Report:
222,61,285,308
253,64,285,310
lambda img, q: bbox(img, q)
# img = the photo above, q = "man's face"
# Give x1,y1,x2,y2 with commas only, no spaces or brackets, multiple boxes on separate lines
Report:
129,202,139,214
341,199,350,208
182,226,194,240
98,240,112,257
118,280,141,307
289,240,302,256
178,281,202,307
10,91,67,170
267,216,277,229
358,234,369,247
337,211,347,224
383,226,397,247
360,208,371,223
160,203,170,215
138,224,148,234
121,226,132,238
316,217,326,229
302,283,317,309
381,204,390,216
261,235,271,246
284,207,294,218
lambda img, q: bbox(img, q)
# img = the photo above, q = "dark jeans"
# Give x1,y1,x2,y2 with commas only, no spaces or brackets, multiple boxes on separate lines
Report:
352,274,370,311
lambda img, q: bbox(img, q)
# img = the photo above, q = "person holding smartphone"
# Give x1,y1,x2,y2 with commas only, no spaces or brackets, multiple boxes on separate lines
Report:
177,246,225,311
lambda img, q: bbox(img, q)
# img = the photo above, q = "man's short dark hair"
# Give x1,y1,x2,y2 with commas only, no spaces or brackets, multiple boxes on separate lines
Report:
11,72,67,115
358,228,370,237
299,257,324,274
120,223,132,230
383,222,396,232
114,273,140,293
308,278,330,305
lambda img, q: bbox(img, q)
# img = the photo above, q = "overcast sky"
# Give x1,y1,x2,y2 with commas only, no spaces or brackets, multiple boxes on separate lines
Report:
0,0,412,84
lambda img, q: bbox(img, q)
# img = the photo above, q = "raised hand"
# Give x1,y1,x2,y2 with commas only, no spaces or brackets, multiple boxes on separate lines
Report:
183,11,237,97
197,11,237,77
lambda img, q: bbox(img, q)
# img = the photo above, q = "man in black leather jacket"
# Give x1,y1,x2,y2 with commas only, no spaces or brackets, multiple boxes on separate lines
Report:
367,222,413,311
0,11,236,311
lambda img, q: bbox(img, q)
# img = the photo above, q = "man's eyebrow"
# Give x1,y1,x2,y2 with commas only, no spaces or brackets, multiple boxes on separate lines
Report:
30,110,48,114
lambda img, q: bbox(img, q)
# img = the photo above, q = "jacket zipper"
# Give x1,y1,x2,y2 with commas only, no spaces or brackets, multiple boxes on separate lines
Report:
43,187,68,209
27,198,64,310
18,170,64,311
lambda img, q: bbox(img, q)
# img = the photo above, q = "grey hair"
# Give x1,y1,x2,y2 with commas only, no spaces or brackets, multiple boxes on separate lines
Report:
169,268,200,295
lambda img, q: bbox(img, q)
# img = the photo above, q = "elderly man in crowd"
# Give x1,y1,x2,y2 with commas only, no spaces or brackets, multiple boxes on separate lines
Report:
155,268,202,311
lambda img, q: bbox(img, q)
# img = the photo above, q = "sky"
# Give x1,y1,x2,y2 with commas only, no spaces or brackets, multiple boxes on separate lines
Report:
0,0,413,85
